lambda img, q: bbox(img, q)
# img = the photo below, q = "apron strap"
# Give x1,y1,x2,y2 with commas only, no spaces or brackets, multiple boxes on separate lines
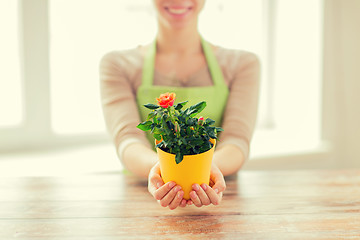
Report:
200,37,225,87
142,40,157,88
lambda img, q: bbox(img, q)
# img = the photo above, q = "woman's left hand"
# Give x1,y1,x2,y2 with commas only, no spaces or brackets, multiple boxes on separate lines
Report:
187,163,226,207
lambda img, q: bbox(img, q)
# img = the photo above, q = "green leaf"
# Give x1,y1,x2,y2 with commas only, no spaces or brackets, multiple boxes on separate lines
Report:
192,147,200,154
174,101,188,110
161,114,167,124
167,121,175,132
205,118,215,126
177,115,185,123
208,131,217,139
215,127,224,132
199,144,210,153
154,134,162,141
186,118,196,126
143,104,159,110
189,138,204,146
203,135,210,141
175,152,183,164
188,101,207,117
147,111,156,120
206,127,217,139
151,126,162,135
137,121,152,131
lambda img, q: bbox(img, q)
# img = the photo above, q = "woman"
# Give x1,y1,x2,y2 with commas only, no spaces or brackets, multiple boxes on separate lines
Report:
99,0,260,209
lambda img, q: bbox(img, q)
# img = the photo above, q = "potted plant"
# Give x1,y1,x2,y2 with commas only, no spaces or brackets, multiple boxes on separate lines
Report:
137,92,223,199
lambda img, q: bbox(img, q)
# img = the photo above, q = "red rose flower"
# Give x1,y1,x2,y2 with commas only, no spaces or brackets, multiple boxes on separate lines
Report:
156,92,176,108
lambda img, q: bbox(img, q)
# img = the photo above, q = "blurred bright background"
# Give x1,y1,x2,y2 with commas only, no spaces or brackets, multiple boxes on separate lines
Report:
1,0,359,176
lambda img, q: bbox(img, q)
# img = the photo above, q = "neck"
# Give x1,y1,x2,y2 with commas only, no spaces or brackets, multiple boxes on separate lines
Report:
156,24,202,55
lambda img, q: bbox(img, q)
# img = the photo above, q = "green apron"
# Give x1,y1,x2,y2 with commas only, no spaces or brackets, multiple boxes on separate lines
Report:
136,38,229,145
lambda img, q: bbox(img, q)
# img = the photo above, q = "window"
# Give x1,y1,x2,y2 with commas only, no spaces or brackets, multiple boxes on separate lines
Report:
251,0,323,158
200,0,267,128
49,0,156,134
0,0,23,127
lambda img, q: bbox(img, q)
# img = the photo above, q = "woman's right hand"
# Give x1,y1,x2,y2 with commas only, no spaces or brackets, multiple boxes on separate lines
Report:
148,162,187,210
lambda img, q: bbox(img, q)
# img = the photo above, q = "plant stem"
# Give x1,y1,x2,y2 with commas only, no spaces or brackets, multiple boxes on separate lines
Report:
167,107,180,138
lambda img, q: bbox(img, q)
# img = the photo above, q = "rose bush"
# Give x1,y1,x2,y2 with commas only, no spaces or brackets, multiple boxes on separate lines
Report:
137,92,223,164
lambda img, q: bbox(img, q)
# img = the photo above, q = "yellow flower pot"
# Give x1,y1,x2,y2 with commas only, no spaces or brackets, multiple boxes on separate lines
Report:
156,139,216,200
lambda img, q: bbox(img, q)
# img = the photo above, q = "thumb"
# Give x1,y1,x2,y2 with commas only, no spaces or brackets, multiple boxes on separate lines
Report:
212,181,226,194
210,167,226,194
148,163,164,194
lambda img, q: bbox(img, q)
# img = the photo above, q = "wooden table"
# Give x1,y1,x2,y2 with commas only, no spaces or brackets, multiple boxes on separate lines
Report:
0,170,359,239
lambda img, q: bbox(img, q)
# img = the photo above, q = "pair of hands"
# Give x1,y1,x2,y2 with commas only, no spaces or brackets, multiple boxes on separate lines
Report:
148,162,226,210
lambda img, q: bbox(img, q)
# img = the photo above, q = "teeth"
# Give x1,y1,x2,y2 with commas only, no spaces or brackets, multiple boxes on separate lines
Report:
168,8,187,14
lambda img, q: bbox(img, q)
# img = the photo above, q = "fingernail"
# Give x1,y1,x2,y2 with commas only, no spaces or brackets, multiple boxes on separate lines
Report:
193,184,200,191
214,188,219,194
177,191,183,199
174,186,181,192
169,182,175,188
201,184,207,191
156,182,161,188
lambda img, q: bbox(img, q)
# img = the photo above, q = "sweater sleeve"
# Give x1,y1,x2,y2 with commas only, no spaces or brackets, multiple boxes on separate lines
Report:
217,52,260,160
99,51,150,161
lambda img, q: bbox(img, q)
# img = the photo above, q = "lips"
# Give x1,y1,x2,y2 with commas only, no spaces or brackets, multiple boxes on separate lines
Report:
168,7,189,14
164,6,192,17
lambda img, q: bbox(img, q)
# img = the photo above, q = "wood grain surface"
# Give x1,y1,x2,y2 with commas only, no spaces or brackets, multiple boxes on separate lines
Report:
0,170,359,239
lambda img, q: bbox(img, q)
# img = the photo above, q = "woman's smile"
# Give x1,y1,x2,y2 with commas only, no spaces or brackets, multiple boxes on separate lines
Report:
165,6,192,14
164,6,193,19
